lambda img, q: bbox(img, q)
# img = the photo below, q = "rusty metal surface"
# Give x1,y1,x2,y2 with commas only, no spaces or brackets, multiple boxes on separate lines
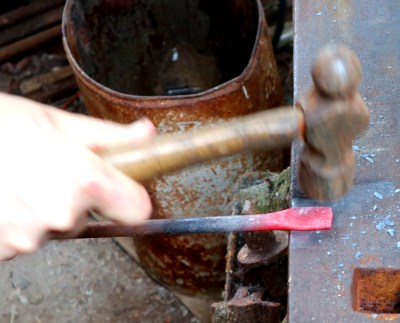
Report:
63,0,285,298
290,1,400,321
211,286,281,323
211,171,292,321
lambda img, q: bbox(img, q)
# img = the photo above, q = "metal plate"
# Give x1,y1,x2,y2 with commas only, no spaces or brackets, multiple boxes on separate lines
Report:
290,1,400,321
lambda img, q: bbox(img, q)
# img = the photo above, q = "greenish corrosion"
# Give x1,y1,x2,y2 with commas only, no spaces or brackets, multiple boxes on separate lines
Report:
212,168,291,322
238,167,290,214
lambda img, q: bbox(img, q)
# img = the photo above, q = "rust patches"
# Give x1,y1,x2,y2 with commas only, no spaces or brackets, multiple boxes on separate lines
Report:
134,233,227,298
211,286,281,322
352,268,400,314
63,0,283,297
358,255,384,266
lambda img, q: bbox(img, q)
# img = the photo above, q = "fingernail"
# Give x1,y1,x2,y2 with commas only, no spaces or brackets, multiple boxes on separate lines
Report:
0,245,18,261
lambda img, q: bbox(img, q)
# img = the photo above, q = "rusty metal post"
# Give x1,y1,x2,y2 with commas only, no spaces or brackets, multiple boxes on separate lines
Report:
289,1,400,321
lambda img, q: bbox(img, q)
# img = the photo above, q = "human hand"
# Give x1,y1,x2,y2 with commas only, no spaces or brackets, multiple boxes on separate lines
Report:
0,93,156,261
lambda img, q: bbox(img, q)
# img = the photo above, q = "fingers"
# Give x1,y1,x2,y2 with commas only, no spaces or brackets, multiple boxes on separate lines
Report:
30,146,153,230
72,155,153,225
0,192,44,260
0,244,18,262
0,154,152,260
0,93,154,260
36,101,156,225
39,105,157,149
0,92,156,148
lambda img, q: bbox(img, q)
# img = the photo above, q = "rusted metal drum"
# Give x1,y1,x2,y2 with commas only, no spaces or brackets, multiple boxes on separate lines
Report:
63,0,283,298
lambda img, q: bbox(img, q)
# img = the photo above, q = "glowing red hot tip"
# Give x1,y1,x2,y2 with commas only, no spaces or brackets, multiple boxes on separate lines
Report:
242,207,334,232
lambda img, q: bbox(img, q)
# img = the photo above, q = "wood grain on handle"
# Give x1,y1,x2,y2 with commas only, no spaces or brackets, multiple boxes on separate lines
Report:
97,106,304,183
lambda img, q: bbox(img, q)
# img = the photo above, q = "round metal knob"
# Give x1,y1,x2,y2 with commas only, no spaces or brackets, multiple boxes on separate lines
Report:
311,45,362,99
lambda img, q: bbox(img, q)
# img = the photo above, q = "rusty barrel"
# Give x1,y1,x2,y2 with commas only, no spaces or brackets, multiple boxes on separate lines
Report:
62,0,284,298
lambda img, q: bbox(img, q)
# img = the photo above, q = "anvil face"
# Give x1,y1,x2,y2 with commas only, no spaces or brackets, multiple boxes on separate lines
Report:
289,1,400,321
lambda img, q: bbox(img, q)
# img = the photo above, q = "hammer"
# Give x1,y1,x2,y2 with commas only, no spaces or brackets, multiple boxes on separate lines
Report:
97,45,369,202
50,45,368,240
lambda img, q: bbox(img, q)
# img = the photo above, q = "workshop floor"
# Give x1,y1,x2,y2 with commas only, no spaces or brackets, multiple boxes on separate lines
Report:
0,239,198,323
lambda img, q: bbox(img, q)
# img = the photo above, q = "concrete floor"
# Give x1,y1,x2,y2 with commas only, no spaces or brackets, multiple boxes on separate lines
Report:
0,238,198,323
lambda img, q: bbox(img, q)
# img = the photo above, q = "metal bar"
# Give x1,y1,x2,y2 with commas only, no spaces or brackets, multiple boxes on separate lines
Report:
0,25,61,62
289,1,400,321
0,6,63,47
51,207,332,239
0,0,65,28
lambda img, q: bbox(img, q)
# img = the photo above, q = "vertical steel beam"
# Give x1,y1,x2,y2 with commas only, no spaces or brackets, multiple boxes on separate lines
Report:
290,1,400,321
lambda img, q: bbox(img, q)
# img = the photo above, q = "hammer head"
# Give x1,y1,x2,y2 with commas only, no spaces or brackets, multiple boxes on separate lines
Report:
298,45,369,202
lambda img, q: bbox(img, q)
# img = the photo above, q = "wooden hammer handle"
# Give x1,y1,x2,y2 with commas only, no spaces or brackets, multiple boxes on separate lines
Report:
97,106,304,183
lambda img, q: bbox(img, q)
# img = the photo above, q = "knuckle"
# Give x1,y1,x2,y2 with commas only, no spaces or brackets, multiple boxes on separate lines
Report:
78,169,108,200
16,239,38,253
141,190,152,217
51,217,75,231
130,185,152,221
0,232,37,254
0,242,18,261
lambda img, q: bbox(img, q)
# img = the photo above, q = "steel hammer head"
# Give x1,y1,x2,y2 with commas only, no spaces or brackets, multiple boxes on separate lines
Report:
297,45,369,201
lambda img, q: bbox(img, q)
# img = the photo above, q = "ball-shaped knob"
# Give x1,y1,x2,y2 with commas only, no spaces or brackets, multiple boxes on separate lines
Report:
311,45,362,98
